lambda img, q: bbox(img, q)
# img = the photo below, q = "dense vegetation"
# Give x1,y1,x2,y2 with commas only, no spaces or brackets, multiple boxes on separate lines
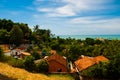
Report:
0,18,120,79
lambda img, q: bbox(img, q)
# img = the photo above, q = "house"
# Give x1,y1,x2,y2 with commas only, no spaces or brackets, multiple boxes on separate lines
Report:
0,44,30,59
17,45,27,52
45,54,68,73
74,55,109,72
11,48,31,59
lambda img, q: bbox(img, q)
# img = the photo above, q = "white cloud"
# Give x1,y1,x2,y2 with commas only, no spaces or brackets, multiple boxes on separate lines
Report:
32,0,120,35
35,0,111,17
70,17,120,25
47,5,76,17
37,8,53,12
70,16,108,24
68,17,120,34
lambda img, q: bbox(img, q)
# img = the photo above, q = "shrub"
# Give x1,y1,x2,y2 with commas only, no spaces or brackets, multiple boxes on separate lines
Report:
82,62,108,78
24,56,35,72
8,58,24,68
36,59,49,73
106,53,120,79
0,47,8,62
32,51,41,60
0,47,4,61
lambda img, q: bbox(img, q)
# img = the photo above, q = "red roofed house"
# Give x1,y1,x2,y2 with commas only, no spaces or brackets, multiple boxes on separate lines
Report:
45,54,68,73
74,55,109,72
10,48,30,59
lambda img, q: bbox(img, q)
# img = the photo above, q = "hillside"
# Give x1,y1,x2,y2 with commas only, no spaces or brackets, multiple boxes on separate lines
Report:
0,62,74,80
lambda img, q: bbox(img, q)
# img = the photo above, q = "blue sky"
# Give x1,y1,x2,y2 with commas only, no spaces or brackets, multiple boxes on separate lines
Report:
0,0,120,35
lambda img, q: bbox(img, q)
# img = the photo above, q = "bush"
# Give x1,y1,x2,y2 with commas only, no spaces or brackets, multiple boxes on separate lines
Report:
8,58,24,68
106,53,120,79
32,51,41,60
36,59,49,73
0,47,4,61
82,62,108,78
0,47,8,62
24,56,35,72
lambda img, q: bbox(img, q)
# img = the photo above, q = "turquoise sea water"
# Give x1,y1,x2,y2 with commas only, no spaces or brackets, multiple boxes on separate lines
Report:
58,35,120,40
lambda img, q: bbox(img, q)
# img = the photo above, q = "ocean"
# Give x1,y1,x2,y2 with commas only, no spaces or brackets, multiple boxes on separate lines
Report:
58,35,120,40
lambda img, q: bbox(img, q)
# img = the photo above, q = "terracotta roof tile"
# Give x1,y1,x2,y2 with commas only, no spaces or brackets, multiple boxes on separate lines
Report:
46,54,67,67
22,52,31,56
74,56,95,71
74,55,109,71
94,55,109,64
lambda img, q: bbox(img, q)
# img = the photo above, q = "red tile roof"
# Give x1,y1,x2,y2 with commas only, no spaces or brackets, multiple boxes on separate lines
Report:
46,54,67,67
94,55,109,64
74,55,109,71
45,53,68,72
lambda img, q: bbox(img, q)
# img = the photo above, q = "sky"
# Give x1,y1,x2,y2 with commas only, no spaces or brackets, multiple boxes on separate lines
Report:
0,0,120,35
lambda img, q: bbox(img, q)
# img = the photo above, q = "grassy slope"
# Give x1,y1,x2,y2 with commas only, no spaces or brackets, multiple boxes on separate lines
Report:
0,62,74,80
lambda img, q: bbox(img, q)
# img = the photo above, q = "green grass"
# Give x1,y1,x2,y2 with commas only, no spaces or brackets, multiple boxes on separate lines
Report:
48,74,74,80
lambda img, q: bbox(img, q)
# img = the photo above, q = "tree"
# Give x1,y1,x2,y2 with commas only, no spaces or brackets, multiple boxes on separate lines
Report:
82,62,108,78
85,38,95,45
33,25,39,33
107,53,120,79
67,44,81,61
0,29,10,43
19,23,32,40
10,25,23,46
0,19,13,31
31,51,41,60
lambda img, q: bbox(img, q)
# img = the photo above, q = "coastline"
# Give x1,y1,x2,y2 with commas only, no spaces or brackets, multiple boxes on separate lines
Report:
57,35,120,40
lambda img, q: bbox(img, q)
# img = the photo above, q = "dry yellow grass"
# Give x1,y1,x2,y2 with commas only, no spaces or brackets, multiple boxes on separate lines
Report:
0,62,50,80
0,62,74,80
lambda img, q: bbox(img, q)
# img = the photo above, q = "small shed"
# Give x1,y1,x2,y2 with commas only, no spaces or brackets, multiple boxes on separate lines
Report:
45,54,68,73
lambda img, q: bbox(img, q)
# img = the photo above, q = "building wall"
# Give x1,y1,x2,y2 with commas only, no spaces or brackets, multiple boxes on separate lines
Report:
48,60,67,72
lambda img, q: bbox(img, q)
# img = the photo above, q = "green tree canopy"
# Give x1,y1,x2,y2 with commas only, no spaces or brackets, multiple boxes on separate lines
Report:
10,25,23,46
0,29,10,43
